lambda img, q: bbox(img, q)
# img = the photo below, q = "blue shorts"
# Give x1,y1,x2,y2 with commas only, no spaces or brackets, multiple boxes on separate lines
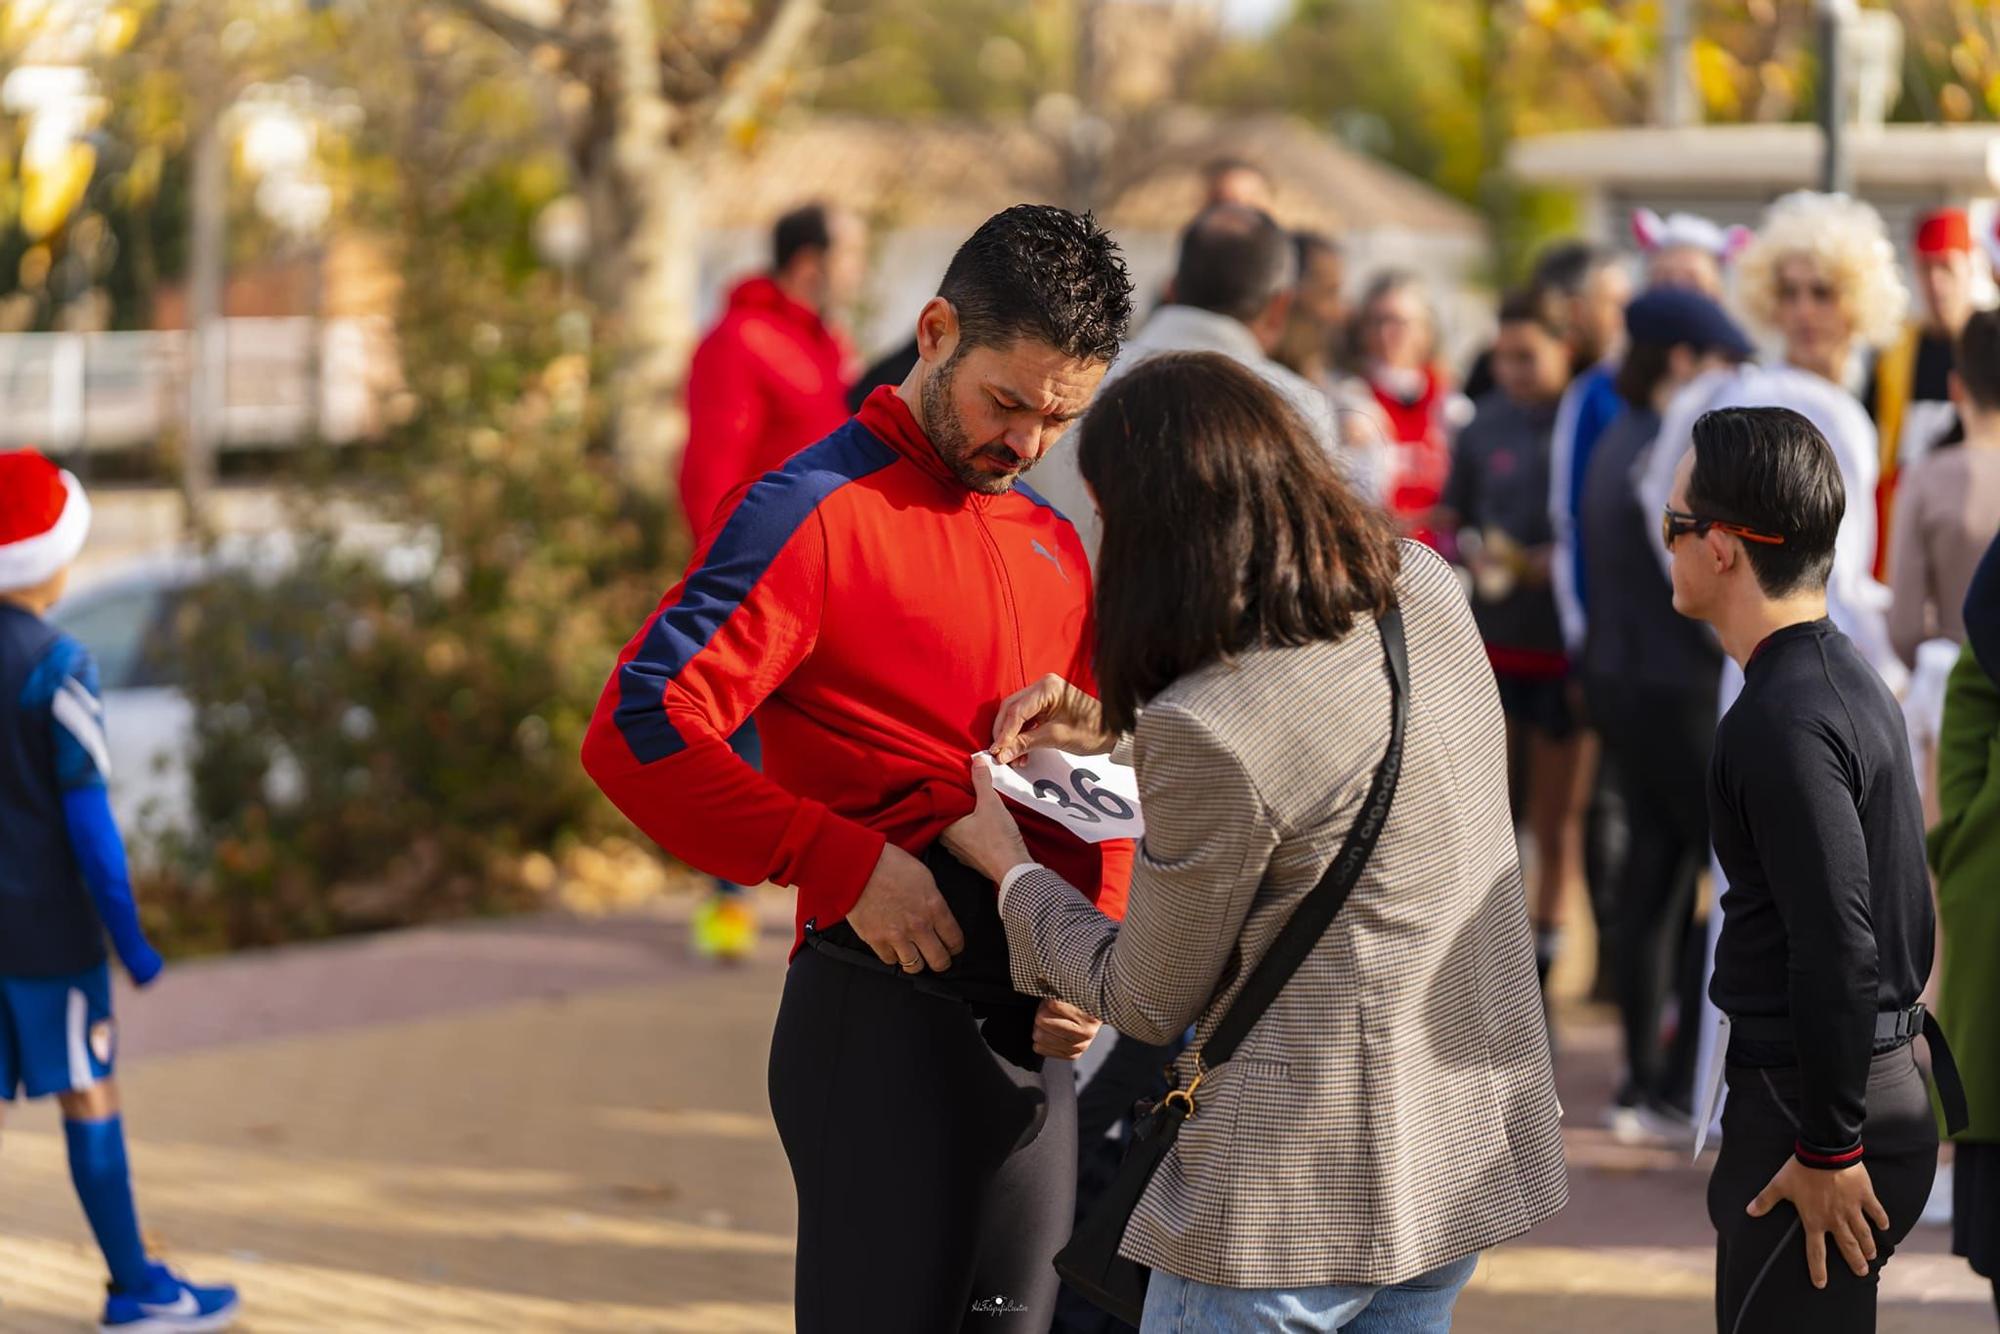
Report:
0,964,117,1100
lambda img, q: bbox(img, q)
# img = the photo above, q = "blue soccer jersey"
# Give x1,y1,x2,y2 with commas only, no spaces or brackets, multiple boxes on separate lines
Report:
0,602,122,977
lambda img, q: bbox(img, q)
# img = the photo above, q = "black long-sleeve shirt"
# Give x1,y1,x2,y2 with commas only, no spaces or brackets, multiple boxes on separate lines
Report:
1708,619,1934,1164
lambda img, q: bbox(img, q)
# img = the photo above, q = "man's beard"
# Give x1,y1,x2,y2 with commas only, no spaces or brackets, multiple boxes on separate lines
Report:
922,351,1035,495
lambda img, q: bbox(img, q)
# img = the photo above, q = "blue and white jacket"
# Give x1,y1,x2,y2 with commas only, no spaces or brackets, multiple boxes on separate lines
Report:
0,602,154,980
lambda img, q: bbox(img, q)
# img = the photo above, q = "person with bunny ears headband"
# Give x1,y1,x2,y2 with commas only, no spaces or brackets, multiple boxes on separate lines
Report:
1553,217,1746,654
1551,213,1748,649
1631,207,1755,299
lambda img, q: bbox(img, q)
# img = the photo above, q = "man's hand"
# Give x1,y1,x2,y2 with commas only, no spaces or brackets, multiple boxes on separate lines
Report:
843,843,966,974
1748,1157,1891,1288
1032,999,1101,1061
990,674,1112,766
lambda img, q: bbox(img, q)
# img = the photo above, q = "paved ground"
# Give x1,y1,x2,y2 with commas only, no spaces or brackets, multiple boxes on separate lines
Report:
0,894,1991,1332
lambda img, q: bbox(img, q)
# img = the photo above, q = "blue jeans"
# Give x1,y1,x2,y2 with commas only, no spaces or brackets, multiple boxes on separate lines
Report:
1140,1253,1479,1333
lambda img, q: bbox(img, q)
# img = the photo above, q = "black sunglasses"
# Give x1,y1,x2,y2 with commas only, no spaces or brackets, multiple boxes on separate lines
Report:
1776,281,1838,305
1661,507,1787,550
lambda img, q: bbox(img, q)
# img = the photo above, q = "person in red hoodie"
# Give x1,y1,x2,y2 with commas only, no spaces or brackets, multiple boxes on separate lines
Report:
678,202,866,958
584,204,1136,1331
680,202,866,534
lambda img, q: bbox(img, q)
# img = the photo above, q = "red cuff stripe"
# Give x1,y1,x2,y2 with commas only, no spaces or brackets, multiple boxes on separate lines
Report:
1795,1139,1865,1168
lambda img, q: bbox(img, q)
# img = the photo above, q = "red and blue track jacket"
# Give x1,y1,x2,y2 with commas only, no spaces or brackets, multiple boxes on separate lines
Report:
583,386,1132,954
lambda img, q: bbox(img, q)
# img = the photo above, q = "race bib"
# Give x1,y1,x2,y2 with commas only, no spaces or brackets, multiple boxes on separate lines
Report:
987,749,1145,844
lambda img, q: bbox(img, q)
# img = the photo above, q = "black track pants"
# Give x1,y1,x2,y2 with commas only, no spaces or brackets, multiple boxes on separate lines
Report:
1590,678,1715,1107
768,944,1077,1333
1708,1045,1939,1334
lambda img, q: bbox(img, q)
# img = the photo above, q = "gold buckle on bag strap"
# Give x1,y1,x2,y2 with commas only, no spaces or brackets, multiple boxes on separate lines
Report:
1161,1053,1207,1118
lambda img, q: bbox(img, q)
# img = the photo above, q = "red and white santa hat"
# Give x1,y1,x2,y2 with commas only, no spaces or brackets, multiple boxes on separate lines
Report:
0,450,91,592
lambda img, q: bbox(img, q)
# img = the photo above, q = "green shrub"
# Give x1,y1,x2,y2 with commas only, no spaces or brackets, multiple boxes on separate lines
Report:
152,261,685,951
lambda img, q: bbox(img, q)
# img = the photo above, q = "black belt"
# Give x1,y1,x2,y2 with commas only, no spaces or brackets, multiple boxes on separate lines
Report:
1730,1003,1969,1136
801,917,1033,1010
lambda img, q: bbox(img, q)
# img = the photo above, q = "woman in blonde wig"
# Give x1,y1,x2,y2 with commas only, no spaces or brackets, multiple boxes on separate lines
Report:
1734,189,1909,387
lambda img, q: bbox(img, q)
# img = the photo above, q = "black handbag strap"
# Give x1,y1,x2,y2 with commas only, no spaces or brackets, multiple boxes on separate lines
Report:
1199,606,1409,1070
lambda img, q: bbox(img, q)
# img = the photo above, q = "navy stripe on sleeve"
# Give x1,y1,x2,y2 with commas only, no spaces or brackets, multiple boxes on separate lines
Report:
1013,480,1066,521
614,422,898,763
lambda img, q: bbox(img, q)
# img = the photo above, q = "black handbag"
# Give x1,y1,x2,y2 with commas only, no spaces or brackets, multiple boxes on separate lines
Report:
1053,607,1411,1326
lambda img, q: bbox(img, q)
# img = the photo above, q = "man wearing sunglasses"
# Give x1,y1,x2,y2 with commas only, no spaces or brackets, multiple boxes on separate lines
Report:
1665,405,1963,1333
1659,507,1787,556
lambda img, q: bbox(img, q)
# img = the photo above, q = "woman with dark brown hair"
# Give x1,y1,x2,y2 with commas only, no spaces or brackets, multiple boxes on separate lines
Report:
942,352,1567,1332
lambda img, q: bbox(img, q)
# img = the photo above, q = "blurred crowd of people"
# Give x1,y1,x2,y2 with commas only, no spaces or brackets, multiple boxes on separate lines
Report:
676,157,2000,1316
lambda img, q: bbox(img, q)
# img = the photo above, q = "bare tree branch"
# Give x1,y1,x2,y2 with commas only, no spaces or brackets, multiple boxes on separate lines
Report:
659,28,721,103
1094,126,1203,207
706,0,824,137
448,0,573,56
605,0,672,163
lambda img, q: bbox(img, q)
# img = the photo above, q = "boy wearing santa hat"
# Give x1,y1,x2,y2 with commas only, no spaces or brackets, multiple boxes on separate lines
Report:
0,450,238,1331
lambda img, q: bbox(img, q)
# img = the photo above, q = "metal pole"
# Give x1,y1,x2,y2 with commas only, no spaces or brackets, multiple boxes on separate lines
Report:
184,113,226,530
302,237,325,450
1657,0,1695,128
1817,0,1853,195
1070,0,1105,213
1479,0,1513,277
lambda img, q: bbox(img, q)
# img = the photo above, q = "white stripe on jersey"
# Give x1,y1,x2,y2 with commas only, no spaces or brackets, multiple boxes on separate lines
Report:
51,681,112,780
60,675,104,717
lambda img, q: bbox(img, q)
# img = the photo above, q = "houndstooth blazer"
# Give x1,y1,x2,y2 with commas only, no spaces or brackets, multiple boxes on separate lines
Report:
1000,540,1568,1289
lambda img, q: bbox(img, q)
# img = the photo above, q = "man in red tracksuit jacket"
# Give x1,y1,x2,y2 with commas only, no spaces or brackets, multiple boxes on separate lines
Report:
583,204,1136,1332
677,202,865,957
679,202,866,537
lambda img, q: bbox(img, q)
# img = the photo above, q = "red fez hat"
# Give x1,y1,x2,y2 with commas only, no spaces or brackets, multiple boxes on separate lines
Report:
1915,208,1972,257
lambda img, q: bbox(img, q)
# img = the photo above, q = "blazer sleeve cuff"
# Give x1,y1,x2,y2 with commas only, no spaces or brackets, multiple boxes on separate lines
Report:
996,861,1044,913
1000,864,1079,998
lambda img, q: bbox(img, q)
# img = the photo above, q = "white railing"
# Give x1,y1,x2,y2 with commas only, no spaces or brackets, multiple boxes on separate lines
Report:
0,316,393,452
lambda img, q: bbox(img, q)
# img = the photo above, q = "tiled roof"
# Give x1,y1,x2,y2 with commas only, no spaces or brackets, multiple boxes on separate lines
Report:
698,113,1482,239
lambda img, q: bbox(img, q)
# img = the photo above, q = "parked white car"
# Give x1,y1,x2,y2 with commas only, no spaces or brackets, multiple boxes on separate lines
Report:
50,555,209,847
50,526,434,856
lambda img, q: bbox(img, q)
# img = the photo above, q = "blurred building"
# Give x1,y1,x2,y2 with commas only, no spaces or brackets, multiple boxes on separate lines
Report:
692,111,1490,365
1509,122,2000,258
0,234,400,456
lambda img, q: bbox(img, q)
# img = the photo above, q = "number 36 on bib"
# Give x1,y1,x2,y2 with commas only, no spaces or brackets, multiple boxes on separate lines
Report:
986,750,1145,844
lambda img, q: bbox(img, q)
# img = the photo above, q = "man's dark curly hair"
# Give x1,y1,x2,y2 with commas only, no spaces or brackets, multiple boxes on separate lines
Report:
936,204,1133,364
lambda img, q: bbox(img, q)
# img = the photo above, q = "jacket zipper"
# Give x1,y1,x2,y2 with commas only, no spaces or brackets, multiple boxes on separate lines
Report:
971,507,1028,688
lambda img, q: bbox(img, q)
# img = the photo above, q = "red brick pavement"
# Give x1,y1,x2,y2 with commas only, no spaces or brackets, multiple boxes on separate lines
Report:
0,898,1990,1331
